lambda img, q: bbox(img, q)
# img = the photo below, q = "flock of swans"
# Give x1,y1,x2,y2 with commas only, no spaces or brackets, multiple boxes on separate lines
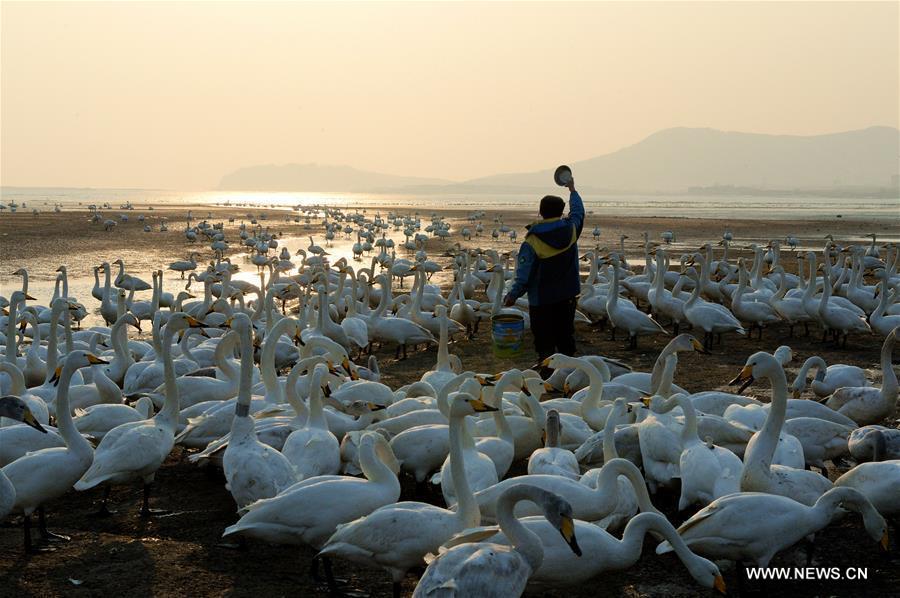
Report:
0,205,898,596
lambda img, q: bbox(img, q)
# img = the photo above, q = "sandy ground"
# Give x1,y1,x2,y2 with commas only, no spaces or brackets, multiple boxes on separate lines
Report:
0,204,898,597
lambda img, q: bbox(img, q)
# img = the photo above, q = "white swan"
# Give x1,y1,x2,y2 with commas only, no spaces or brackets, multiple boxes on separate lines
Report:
0,396,48,522
222,431,401,552
657,488,887,566
223,313,297,509
607,257,668,348
318,393,495,596
0,362,49,427
871,277,900,336
75,313,207,515
731,352,833,505
282,362,341,481
527,409,580,480
678,393,742,509
790,355,869,399
413,484,582,598
73,397,154,440
168,252,198,278
465,511,723,590
420,305,459,394
682,268,746,349
824,327,898,425
817,264,872,345
474,456,659,524
835,429,900,516
2,351,103,551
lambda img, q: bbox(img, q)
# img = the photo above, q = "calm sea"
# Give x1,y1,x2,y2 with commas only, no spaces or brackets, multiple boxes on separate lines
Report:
2,187,898,221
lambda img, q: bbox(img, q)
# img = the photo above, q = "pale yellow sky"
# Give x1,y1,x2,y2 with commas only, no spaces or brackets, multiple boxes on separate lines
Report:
1,1,897,189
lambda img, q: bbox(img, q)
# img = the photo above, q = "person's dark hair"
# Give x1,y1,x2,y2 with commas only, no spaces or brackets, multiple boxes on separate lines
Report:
539,195,565,219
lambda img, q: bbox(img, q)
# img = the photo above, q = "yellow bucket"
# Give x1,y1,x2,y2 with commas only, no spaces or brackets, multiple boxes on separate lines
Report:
491,314,525,358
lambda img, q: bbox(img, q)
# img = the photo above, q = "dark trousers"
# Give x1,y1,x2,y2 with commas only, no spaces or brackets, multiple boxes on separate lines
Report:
529,297,577,361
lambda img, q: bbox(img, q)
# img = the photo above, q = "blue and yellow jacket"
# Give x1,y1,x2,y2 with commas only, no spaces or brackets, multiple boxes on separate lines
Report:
507,190,585,306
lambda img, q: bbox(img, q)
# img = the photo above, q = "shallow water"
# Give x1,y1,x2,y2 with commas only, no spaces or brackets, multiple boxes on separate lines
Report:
3,186,898,221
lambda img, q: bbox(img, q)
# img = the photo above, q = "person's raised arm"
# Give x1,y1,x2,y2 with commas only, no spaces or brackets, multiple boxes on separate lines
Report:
566,178,585,236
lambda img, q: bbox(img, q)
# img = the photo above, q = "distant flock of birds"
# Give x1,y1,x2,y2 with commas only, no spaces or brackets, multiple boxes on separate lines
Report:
0,203,897,597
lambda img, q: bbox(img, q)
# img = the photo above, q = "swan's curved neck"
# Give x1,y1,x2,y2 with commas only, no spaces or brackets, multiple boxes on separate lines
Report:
745,361,788,479
651,354,678,397
56,362,93,458
602,405,625,461
214,332,239,382
449,410,480,528
42,303,65,379
307,366,328,430
260,317,296,404
436,373,470,418
495,485,547,572
772,270,789,301
435,312,450,372
621,513,706,576
793,356,826,390
676,395,699,444
569,356,605,408
358,438,399,491
879,333,898,397
4,298,21,363
685,274,702,308
157,325,182,426
234,325,255,414
597,458,658,515
0,363,25,395
110,316,132,364
607,264,620,308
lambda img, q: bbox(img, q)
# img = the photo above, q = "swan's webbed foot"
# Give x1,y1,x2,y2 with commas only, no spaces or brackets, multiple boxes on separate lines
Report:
89,504,117,518
217,537,248,550
38,507,70,543
311,555,354,593
140,483,171,517
40,530,71,543
23,515,55,553
89,485,117,518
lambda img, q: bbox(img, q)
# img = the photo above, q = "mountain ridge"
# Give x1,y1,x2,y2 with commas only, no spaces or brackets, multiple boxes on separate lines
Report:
218,126,900,193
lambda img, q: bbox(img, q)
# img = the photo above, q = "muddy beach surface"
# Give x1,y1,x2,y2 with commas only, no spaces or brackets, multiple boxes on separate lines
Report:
1,204,898,597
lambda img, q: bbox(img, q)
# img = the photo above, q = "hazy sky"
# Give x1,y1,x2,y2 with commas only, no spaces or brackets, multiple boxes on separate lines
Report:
2,1,897,189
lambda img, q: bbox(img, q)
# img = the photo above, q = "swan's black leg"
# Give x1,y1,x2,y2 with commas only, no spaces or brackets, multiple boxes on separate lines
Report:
140,483,170,517
804,321,809,336
23,515,57,552
393,581,402,598
673,322,679,335
38,506,70,543
23,515,33,552
90,484,116,517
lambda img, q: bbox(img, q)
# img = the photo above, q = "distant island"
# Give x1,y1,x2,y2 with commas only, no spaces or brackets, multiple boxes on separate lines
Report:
218,126,900,196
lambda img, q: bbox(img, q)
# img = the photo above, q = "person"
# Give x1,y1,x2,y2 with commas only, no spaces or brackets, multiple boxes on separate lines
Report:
503,177,585,367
